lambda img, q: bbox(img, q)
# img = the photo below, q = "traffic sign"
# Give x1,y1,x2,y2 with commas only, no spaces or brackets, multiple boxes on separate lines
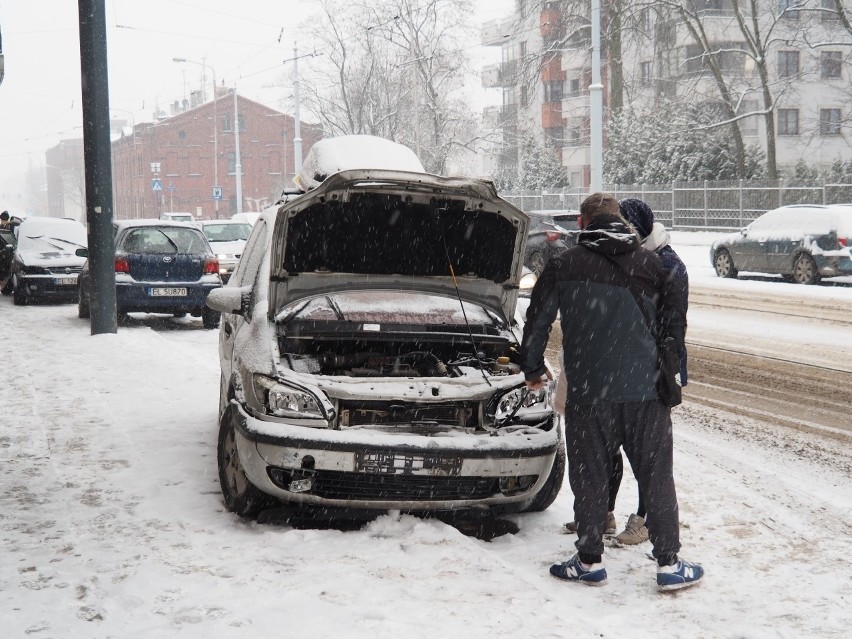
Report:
212,186,223,200
167,182,176,192
151,178,163,191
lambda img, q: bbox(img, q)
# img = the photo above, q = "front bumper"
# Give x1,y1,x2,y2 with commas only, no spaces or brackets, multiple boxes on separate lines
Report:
231,401,560,512
18,273,79,301
115,279,220,313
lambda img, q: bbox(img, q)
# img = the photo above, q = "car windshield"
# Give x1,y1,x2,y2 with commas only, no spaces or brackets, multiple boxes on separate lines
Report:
122,227,208,254
203,223,252,242
16,221,87,252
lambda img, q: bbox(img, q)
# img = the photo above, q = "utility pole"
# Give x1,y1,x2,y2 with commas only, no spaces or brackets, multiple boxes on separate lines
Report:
233,85,243,215
293,43,302,174
590,0,603,192
77,0,116,334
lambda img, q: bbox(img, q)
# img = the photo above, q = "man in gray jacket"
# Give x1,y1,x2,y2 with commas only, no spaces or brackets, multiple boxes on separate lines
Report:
521,192,703,591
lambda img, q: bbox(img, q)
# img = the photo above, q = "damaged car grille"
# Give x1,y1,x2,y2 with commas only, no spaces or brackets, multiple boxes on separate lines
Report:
338,399,478,429
269,469,500,501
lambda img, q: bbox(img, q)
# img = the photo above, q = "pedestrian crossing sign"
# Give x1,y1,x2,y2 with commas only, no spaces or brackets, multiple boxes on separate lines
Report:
151,178,163,191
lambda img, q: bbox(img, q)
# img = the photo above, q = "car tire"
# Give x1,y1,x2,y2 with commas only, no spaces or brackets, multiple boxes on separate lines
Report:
713,249,738,279
78,286,90,319
792,253,820,285
523,439,566,513
218,403,271,518
529,252,547,276
12,275,27,306
202,307,221,329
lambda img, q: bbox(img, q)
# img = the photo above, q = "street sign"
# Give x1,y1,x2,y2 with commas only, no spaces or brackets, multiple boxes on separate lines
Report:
167,182,176,192
212,186,223,200
151,178,163,191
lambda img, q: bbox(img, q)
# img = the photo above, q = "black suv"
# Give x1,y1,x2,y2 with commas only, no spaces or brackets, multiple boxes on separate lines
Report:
524,210,580,275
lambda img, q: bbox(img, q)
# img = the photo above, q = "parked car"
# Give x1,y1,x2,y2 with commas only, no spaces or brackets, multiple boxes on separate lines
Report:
206,162,564,519
200,220,253,283
711,204,852,284
77,220,222,327
1,216,87,305
159,212,196,224
0,226,16,282
230,212,260,226
524,209,580,275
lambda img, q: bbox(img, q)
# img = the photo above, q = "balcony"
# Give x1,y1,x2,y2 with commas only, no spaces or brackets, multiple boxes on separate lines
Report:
500,104,518,124
482,63,501,88
541,103,566,129
482,106,501,130
481,18,514,46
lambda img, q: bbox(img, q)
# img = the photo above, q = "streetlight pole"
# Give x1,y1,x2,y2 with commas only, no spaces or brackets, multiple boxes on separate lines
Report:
233,83,243,215
589,0,603,192
173,57,219,218
292,43,302,174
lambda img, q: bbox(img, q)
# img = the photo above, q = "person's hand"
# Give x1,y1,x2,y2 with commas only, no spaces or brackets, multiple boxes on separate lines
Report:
525,377,546,391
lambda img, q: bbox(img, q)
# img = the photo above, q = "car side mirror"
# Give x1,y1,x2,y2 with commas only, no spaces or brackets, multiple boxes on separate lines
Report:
75,248,89,258
206,286,251,317
740,228,748,236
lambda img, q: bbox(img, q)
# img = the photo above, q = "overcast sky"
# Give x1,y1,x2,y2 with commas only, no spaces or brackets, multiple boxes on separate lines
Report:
0,0,512,212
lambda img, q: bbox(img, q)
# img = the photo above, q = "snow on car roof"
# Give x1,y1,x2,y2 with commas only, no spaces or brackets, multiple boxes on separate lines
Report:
749,205,852,238
294,135,426,191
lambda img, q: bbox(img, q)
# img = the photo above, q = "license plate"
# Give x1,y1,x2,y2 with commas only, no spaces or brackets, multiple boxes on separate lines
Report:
149,287,187,297
56,277,77,286
355,451,462,475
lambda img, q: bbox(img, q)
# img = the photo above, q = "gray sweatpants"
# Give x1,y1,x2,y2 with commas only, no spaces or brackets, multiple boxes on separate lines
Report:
564,400,680,560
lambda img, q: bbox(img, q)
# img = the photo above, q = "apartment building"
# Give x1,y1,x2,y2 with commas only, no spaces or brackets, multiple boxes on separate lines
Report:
482,0,851,188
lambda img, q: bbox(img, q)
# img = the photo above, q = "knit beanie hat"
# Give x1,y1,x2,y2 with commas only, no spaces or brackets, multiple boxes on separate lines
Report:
619,198,654,239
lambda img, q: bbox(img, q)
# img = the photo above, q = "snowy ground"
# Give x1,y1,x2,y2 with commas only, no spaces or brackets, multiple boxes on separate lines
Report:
2,233,851,638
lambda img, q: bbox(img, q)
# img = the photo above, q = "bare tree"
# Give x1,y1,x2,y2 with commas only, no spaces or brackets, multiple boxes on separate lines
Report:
298,0,478,175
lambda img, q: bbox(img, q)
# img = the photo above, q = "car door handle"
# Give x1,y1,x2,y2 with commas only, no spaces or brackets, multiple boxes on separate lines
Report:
224,322,233,337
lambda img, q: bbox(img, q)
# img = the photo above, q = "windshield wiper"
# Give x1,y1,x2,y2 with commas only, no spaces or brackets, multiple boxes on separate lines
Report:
48,237,87,249
25,235,66,251
156,229,181,253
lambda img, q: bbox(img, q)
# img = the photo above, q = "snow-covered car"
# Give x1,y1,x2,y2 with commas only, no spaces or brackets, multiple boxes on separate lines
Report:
206,168,565,518
1,216,87,305
76,220,222,327
159,212,195,224
200,220,253,283
711,204,852,284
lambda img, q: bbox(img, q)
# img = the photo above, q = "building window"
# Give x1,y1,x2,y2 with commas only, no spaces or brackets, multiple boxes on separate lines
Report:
543,80,564,103
821,0,839,21
221,114,245,133
779,0,799,20
520,85,529,107
777,51,799,78
821,51,842,79
777,108,799,136
640,61,653,84
544,127,564,148
227,151,245,174
568,78,581,97
819,108,842,136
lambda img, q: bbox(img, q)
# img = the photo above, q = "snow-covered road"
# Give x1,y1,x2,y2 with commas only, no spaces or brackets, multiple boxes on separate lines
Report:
2,233,852,638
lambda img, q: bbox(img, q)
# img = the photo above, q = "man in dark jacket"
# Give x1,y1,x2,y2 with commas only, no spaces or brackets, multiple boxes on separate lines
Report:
521,192,703,591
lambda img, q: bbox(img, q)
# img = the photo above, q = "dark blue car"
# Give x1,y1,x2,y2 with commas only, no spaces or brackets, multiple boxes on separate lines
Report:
77,220,222,327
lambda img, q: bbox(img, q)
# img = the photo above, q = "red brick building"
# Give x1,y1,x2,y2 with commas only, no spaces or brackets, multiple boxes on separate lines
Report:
111,92,322,220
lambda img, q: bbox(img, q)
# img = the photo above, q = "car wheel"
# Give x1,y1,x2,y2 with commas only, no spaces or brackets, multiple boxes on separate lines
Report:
78,286,90,319
523,440,566,513
202,307,221,329
713,249,738,279
12,275,27,306
218,403,271,518
529,252,547,276
792,253,820,285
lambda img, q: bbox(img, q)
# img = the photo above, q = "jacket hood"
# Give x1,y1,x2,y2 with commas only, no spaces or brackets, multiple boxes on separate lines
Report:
578,214,640,256
642,222,671,253
269,169,529,321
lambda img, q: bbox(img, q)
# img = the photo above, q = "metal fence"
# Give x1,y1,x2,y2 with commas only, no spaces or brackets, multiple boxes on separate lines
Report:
500,180,852,231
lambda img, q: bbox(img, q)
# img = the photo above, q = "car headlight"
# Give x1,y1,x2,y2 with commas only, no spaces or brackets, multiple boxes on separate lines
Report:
492,384,551,423
22,264,47,275
253,374,326,421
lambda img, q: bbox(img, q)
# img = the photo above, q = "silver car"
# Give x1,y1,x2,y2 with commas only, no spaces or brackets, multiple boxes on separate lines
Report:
206,169,565,518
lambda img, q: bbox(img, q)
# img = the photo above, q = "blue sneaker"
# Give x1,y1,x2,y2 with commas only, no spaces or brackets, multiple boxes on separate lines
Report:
657,559,704,591
550,554,608,586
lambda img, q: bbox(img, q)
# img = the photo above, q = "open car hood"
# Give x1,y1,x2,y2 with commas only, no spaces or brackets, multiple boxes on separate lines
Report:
269,170,529,322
